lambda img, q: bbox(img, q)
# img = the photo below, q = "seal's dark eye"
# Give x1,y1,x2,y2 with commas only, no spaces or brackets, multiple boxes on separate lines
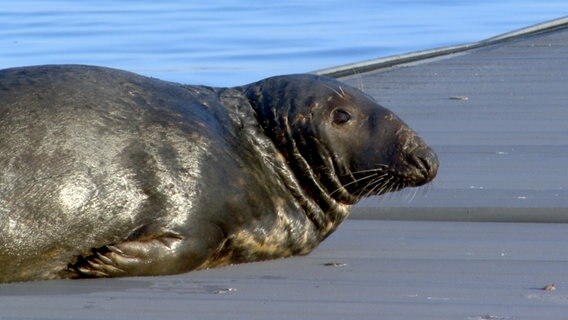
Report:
332,109,351,125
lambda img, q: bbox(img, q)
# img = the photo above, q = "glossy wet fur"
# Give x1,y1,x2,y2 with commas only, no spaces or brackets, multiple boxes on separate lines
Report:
0,66,437,282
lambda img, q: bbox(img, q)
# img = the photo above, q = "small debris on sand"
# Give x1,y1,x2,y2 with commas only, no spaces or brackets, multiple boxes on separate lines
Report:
542,283,556,291
449,96,469,101
214,287,238,294
323,262,348,267
468,315,511,320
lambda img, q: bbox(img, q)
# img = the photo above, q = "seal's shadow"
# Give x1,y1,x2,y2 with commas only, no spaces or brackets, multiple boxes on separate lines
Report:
0,278,151,297
0,277,240,297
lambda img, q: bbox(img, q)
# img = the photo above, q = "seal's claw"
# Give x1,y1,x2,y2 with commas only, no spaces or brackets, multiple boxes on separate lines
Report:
95,251,114,265
106,245,125,255
70,244,133,278
76,265,109,278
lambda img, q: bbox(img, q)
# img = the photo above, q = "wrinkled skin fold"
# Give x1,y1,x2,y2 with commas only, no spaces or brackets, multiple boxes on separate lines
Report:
0,65,438,283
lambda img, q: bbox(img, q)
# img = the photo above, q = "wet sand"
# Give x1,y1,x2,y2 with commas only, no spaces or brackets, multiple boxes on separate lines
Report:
2,220,567,320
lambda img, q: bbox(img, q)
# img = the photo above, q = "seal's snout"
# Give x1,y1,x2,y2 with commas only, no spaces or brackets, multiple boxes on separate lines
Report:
405,146,438,186
396,127,439,187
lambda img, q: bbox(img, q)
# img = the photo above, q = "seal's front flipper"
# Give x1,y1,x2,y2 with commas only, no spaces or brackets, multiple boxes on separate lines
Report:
70,225,225,278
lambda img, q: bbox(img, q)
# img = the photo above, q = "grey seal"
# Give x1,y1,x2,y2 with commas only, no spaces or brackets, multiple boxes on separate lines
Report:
0,65,438,282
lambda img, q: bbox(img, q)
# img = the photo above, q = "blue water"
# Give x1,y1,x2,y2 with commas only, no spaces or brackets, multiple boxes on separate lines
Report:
1,1,567,86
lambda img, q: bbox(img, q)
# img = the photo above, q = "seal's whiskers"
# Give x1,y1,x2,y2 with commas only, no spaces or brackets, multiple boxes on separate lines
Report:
347,165,389,175
330,166,389,197
338,86,346,98
373,176,396,198
405,186,420,203
356,174,392,198
351,174,387,197
323,84,347,100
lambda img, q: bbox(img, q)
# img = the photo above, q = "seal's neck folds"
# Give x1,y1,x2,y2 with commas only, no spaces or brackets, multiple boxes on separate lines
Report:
238,84,351,239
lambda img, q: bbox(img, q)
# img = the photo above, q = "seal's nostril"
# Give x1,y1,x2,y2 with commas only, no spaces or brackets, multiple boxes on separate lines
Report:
418,156,431,174
423,150,438,171
406,148,439,184
423,151,439,178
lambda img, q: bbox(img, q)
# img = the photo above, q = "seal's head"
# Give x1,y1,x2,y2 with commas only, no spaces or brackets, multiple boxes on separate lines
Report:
243,74,438,207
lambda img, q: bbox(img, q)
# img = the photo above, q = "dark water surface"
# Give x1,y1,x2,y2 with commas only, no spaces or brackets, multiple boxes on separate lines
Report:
1,1,567,86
